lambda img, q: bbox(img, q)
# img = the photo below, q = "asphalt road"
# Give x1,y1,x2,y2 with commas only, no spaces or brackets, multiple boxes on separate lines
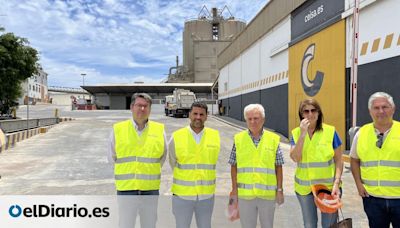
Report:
0,104,368,227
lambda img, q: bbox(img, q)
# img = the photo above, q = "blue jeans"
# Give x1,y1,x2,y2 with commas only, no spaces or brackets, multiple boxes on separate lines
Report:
296,192,338,228
362,196,400,228
117,190,159,228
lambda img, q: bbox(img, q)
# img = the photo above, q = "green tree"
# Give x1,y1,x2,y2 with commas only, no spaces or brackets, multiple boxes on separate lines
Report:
0,28,39,115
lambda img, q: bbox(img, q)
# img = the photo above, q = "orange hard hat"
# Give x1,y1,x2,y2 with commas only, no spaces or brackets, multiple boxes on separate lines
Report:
311,184,342,214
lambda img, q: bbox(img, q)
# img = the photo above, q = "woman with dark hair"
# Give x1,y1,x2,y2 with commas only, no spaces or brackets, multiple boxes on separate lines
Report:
289,98,343,228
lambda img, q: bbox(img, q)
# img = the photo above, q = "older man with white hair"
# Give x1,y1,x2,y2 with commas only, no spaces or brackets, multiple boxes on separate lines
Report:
350,92,400,228
229,103,284,228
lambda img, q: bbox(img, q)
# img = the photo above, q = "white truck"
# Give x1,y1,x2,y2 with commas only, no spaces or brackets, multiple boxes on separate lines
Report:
164,89,196,117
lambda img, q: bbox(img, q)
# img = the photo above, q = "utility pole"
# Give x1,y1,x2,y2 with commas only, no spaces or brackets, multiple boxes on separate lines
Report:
349,0,360,144
350,0,360,128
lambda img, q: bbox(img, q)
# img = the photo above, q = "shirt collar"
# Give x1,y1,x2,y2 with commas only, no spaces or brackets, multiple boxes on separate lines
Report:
374,127,391,136
188,125,204,136
247,129,264,140
131,118,149,131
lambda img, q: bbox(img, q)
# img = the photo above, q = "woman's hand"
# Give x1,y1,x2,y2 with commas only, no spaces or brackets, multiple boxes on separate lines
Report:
300,118,310,134
331,180,341,199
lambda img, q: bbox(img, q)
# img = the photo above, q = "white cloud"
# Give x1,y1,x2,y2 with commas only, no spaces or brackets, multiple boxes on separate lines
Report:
1,0,268,87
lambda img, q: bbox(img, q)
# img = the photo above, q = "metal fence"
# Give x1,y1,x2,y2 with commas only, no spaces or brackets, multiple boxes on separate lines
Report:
0,118,59,133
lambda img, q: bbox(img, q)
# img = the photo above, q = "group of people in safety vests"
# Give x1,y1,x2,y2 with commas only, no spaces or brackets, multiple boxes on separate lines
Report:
108,91,399,228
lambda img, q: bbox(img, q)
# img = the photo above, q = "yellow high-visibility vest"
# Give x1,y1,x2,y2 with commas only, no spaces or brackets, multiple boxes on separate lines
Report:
113,120,164,191
357,121,400,197
235,130,279,200
171,127,220,196
292,124,336,195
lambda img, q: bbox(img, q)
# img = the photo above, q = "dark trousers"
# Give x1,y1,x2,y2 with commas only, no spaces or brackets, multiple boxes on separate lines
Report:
117,190,159,228
363,196,400,228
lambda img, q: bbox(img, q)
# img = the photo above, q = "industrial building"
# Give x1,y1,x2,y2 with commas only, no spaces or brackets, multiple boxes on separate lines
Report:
167,6,246,83
18,64,49,105
85,6,245,109
83,83,212,110
48,86,90,106
217,0,400,147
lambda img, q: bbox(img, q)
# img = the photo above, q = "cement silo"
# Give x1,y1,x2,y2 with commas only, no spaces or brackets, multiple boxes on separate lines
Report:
183,19,213,82
168,6,246,83
219,19,246,40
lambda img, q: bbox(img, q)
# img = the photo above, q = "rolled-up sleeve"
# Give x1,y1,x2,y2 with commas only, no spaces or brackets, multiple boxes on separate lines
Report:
349,132,360,159
228,143,237,165
275,145,284,165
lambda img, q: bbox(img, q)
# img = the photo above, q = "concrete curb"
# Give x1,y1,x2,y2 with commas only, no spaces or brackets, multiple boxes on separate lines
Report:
0,125,56,153
0,117,73,153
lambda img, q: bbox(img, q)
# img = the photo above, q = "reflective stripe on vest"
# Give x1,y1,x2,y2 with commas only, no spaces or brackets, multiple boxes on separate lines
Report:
357,121,400,197
115,156,161,164
297,158,334,168
237,167,276,175
362,179,400,187
173,178,216,186
292,124,336,195
176,163,216,170
237,183,277,191
172,127,220,196
113,120,164,191
361,160,400,167
235,130,279,200
295,176,335,186
115,173,161,180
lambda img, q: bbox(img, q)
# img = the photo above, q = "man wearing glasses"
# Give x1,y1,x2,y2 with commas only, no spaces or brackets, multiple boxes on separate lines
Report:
108,93,167,228
350,92,400,228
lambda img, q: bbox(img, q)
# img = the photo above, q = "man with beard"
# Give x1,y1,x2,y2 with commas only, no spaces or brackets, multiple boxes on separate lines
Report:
169,101,221,228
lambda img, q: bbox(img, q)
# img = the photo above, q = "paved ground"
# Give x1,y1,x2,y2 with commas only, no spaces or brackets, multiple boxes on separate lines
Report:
0,104,368,227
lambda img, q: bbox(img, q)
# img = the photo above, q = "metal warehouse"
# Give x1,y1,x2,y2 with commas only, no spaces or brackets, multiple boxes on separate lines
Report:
217,0,400,147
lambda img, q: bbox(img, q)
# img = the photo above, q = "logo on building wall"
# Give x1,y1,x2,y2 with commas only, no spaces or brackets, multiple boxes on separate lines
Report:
301,43,324,96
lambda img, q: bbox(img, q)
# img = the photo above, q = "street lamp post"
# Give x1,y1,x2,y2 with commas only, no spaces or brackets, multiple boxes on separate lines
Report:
81,73,86,99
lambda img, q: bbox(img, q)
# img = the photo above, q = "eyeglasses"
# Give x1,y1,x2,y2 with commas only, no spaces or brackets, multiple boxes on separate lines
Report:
376,133,384,149
134,104,149,109
302,109,317,114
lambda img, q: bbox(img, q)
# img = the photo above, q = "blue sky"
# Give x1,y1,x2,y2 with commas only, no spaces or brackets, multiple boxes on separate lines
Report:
0,0,267,87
